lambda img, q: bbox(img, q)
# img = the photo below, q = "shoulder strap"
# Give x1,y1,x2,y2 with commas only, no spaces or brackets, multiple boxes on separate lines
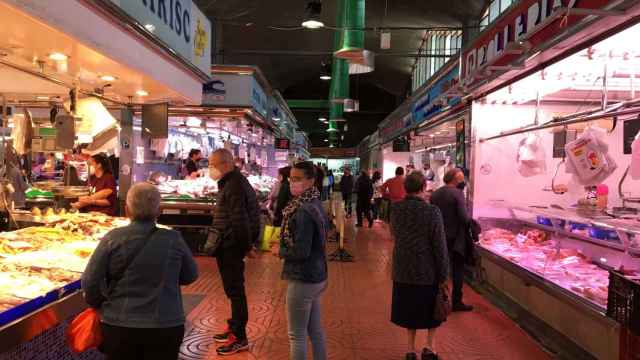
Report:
112,226,160,289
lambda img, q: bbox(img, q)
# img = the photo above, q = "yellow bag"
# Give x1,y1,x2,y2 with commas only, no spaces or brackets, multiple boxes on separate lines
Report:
270,227,281,244
260,225,275,251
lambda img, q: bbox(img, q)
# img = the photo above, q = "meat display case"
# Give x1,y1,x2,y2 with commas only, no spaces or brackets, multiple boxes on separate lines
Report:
475,202,640,359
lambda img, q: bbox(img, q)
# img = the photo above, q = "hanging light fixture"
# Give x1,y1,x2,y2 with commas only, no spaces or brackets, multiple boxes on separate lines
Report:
302,1,324,29
320,60,332,80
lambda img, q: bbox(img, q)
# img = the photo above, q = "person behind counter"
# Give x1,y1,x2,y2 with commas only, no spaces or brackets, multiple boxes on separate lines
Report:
185,149,203,179
82,182,198,360
71,153,117,216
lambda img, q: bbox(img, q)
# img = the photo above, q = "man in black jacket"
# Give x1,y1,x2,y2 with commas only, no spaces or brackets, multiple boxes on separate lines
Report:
355,171,374,227
339,168,355,218
430,168,473,312
209,149,260,355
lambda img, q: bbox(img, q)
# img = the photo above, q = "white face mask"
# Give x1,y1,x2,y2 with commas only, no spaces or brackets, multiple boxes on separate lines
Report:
88,166,95,176
209,166,222,180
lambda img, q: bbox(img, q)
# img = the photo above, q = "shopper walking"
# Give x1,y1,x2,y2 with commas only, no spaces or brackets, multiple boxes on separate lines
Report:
327,170,335,197
430,168,473,312
82,183,199,360
339,168,354,217
314,163,325,196
389,172,449,360
280,161,329,360
355,170,374,227
382,166,407,203
208,149,261,355
371,171,383,220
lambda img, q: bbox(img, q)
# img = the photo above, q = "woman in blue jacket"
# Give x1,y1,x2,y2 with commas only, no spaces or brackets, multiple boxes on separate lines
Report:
280,161,330,360
82,183,198,360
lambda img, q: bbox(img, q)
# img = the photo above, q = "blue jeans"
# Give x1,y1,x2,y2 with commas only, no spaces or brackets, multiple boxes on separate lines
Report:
286,280,327,360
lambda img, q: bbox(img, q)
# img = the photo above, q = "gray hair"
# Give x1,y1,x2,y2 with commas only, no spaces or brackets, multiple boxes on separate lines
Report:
404,171,426,194
443,168,462,184
126,182,161,221
210,148,234,164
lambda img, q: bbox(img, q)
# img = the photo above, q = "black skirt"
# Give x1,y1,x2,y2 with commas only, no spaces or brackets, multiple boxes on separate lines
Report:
391,282,442,330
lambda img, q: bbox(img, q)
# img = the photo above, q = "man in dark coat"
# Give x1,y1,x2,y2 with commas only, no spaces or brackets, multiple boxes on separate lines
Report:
430,168,473,312
355,171,374,227
209,149,260,355
339,168,354,218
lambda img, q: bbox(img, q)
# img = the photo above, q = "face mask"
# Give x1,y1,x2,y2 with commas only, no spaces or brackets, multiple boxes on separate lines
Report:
209,166,222,180
290,182,306,196
88,166,95,176
457,181,466,190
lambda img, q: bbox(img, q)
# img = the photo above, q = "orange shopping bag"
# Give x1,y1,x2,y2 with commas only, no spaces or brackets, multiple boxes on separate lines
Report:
66,308,103,353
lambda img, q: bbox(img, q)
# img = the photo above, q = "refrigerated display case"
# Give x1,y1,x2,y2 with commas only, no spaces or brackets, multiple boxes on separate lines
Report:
466,3,640,358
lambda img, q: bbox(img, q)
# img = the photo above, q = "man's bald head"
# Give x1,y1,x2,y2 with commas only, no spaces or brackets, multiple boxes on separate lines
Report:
210,148,234,164
209,149,236,180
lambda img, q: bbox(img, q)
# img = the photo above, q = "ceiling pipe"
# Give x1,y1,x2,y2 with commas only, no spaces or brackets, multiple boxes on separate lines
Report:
328,0,349,147
334,0,366,63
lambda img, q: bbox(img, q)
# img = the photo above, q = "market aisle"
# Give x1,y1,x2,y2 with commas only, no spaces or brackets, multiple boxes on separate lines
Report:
180,221,552,360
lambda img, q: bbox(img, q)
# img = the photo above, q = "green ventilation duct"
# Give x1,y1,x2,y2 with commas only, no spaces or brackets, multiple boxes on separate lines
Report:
328,0,350,147
334,0,365,63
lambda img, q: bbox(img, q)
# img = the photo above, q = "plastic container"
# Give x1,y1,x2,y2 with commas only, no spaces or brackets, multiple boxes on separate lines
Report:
607,271,640,336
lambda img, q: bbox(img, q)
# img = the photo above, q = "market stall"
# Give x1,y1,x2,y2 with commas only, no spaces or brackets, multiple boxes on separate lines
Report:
466,1,640,358
378,102,413,181
0,0,212,357
409,59,468,192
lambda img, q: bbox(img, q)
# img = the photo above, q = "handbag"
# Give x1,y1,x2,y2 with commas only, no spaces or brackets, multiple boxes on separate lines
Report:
433,283,451,322
67,226,159,353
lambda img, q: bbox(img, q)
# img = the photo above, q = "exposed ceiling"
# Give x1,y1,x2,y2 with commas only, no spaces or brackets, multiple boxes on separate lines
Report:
196,0,487,147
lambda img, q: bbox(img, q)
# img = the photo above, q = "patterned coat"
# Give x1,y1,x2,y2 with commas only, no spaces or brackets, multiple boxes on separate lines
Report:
390,196,449,285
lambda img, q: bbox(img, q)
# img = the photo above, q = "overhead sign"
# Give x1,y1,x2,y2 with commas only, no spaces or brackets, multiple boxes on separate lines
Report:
380,112,413,143
275,138,291,150
412,66,460,124
462,0,611,88
251,78,269,119
109,0,212,74
310,147,357,158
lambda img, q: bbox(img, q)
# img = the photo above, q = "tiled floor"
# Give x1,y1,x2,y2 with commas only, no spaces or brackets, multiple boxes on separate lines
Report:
180,220,552,360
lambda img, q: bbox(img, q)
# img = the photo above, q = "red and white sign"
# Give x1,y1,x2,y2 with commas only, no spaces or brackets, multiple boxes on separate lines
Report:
462,0,612,87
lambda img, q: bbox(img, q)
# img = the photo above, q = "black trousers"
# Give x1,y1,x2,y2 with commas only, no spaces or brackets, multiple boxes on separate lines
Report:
343,193,353,215
450,250,465,305
356,199,372,225
216,246,249,340
372,198,382,219
101,323,184,360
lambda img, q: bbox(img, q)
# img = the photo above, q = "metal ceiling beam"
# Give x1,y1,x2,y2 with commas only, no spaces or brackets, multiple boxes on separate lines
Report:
287,99,330,109
217,50,452,58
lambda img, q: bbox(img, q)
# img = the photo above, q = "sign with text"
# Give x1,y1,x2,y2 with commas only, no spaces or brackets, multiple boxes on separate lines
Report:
462,0,611,88
275,138,291,150
109,0,212,74
412,66,461,125
380,112,413,143
310,147,357,158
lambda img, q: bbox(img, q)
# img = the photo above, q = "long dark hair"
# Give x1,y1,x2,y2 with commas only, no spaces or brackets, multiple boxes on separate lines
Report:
372,171,381,183
91,153,113,174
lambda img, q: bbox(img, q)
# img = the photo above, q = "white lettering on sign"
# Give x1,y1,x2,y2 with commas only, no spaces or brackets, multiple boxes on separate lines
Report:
142,0,191,43
463,0,583,84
